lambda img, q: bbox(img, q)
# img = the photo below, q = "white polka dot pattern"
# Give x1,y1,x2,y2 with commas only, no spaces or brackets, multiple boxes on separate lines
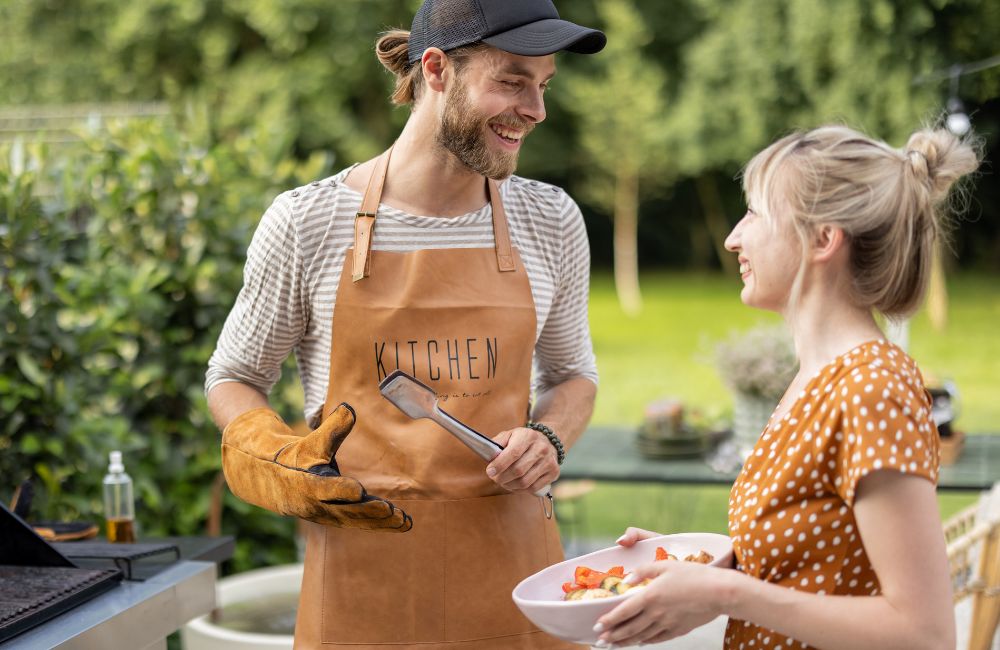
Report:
724,340,940,650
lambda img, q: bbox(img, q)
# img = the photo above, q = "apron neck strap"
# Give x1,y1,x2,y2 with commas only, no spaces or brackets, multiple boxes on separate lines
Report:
488,178,516,272
352,148,392,282
352,147,516,282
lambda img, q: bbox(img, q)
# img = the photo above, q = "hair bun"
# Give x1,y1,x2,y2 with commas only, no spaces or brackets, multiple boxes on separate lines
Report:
904,149,931,180
376,30,412,76
903,129,979,204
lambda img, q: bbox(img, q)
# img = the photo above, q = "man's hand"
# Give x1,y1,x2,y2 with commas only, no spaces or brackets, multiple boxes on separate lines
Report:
222,403,412,531
486,426,559,494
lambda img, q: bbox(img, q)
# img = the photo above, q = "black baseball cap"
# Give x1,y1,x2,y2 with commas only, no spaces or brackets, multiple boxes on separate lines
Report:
408,0,607,65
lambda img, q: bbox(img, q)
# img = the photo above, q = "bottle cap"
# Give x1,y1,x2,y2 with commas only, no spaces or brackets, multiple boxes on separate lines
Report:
108,450,124,474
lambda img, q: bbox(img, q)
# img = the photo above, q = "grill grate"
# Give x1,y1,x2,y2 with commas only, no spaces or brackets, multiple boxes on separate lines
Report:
0,565,122,643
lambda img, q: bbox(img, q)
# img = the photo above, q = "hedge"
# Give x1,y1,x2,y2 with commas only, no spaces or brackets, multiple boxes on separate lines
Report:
1,111,330,571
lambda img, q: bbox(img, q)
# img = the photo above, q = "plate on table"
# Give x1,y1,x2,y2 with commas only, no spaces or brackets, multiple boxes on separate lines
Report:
512,533,733,645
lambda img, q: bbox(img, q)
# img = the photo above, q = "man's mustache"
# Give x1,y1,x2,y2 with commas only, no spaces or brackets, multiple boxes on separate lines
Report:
489,113,534,137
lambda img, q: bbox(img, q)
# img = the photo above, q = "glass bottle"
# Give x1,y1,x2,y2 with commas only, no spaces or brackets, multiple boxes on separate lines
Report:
103,450,136,543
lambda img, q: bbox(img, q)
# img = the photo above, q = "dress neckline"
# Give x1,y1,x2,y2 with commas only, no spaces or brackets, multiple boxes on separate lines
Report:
765,338,891,431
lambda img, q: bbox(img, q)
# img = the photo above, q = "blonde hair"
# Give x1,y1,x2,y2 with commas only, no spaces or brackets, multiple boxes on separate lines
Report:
375,30,491,107
742,125,980,320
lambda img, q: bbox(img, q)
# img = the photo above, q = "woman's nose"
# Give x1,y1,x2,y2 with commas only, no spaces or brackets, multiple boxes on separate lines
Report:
724,216,746,252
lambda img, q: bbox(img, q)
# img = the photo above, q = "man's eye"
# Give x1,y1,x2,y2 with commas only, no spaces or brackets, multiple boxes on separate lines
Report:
501,80,520,89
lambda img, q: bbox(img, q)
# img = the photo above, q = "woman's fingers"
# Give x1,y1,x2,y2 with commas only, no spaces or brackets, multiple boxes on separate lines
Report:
615,526,662,547
596,610,663,648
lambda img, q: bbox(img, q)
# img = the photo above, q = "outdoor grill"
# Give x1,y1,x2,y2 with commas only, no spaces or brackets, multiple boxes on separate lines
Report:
0,503,124,643
52,541,180,580
0,565,122,643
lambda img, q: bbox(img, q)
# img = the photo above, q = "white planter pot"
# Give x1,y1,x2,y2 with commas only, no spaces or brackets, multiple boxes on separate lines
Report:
182,564,302,650
732,392,776,457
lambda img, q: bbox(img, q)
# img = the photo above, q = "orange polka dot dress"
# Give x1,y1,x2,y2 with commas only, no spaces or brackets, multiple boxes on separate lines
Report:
724,340,940,650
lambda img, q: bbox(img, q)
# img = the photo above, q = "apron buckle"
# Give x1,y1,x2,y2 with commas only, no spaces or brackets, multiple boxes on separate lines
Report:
541,492,554,519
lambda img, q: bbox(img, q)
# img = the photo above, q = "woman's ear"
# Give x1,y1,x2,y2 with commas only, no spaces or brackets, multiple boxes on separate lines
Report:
812,224,847,263
421,48,449,93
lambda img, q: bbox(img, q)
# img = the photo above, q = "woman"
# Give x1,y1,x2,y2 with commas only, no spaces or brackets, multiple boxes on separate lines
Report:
594,125,979,650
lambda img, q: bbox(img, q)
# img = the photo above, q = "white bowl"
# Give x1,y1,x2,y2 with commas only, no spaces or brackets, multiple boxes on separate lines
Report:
512,533,733,646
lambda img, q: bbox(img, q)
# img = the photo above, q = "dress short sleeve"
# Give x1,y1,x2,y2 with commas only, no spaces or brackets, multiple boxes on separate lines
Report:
832,360,939,505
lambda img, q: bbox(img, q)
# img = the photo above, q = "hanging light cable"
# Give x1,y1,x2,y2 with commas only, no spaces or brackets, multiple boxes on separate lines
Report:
946,65,971,136
914,53,1000,136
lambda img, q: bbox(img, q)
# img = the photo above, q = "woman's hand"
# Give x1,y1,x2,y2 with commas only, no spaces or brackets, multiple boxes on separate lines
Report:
614,526,663,547
593,560,728,648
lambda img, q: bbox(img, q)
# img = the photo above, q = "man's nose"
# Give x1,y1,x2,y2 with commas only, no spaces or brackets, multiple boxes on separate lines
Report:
517,87,546,124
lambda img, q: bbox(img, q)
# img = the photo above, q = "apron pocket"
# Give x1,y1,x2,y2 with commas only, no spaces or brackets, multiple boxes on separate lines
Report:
320,501,446,644
442,493,553,641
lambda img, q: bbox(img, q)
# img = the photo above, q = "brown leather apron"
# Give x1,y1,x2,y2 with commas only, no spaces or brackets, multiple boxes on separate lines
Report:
293,150,571,649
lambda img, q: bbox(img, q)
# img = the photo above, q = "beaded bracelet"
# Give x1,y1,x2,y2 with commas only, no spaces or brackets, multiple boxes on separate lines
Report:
526,422,565,465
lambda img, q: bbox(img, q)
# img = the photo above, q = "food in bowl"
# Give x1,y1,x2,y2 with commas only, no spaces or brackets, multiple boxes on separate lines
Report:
561,546,716,601
511,533,733,645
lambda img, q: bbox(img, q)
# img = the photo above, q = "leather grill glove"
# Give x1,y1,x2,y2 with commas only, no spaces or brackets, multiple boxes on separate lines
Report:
221,403,412,532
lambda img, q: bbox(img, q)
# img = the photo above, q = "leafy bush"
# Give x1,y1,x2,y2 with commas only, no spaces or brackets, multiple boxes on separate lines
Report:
1,112,329,571
714,324,798,401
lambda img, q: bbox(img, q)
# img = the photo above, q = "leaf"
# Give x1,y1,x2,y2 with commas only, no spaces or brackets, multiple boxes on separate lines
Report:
16,351,47,387
21,433,41,454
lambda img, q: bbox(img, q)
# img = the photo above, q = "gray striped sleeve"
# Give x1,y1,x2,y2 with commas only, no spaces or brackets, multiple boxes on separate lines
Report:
530,193,598,394
205,192,306,396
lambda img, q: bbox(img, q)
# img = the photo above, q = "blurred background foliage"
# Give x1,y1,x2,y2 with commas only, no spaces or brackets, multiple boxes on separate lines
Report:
2,116,330,569
1,0,998,571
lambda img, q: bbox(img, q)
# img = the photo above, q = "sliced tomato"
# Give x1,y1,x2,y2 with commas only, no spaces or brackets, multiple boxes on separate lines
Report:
574,566,593,583
562,581,577,593
655,546,668,561
582,571,609,588
608,566,625,578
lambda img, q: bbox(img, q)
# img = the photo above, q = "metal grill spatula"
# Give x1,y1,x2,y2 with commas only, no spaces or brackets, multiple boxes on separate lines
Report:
378,370,552,501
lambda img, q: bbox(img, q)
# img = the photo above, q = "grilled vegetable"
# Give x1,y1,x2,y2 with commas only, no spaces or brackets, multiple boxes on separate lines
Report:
561,547,712,600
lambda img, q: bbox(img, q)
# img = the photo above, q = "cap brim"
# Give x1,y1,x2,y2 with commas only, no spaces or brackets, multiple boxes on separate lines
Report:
482,18,606,56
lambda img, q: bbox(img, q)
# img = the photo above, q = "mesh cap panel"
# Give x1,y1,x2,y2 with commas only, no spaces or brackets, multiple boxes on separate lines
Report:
408,0,489,64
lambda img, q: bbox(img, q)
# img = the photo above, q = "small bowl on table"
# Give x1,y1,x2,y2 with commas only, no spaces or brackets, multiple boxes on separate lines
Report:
512,533,733,646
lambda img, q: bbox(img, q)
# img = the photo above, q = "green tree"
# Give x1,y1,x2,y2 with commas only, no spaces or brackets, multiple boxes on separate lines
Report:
0,0,419,164
562,0,672,316
663,0,1000,321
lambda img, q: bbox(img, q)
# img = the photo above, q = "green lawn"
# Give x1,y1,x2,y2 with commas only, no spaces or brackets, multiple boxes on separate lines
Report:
562,271,1000,543
587,271,1000,431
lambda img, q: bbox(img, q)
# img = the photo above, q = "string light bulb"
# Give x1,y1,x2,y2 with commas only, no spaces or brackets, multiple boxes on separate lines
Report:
946,97,971,136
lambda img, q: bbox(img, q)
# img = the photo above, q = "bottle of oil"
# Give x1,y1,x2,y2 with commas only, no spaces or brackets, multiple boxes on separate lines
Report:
103,450,136,543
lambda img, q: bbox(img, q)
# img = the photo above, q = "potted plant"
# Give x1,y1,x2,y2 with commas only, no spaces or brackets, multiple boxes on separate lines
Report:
714,325,798,457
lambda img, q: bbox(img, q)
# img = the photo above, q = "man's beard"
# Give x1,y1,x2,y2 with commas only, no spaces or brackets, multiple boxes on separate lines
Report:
436,80,532,180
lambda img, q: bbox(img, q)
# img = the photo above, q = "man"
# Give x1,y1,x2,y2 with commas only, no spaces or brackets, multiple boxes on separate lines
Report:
206,1,603,647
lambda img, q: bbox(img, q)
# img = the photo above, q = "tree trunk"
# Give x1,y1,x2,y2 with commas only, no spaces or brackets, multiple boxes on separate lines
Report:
927,242,948,332
613,166,642,317
694,174,738,277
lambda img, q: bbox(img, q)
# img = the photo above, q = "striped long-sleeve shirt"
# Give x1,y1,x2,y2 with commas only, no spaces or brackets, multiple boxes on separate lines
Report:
205,165,598,427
